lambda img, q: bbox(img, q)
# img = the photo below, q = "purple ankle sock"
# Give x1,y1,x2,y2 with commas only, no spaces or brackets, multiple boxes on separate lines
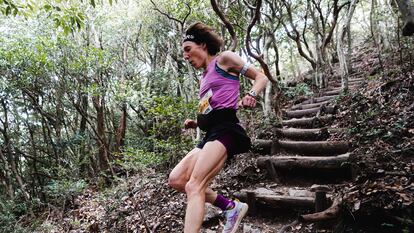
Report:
213,195,235,211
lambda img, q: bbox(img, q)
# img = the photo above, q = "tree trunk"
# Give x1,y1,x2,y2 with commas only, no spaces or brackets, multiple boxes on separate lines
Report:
92,95,111,173
0,151,14,198
25,118,46,202
264,80,272,117
90,22,114,176
370,0,384,72
263,35,273,118
338,0,358,92
0,99,30,201
115,103,127,154
395,0,414,36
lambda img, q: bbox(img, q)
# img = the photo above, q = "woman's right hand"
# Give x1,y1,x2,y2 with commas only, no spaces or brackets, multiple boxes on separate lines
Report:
184,119,198,129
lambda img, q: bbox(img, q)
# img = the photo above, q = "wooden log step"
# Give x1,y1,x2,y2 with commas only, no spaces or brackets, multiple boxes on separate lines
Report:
273,140,349,156
252,139,273,154
330,78,365,84
252,140,349,156
291,100,330,110
329,83,359,89
322,89,341,96
257,154,351,182
329,80,363,87
257,154,350,169
349,78,365,82
275,127,330,141
301,95,338,105
331,83,361,89
235,190,315,210
283,106,336,119
282,115,333,128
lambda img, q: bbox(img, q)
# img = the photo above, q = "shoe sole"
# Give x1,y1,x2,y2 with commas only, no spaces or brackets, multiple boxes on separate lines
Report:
228,203,249,233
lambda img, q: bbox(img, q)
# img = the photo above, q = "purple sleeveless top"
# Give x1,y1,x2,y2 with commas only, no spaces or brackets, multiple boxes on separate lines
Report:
199,57,240,110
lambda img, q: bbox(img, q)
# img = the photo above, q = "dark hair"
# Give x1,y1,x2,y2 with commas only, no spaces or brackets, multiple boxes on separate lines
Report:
184,22,224,55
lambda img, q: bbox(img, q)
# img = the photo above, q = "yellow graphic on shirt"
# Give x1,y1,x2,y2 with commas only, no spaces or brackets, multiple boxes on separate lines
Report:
198,89,213,114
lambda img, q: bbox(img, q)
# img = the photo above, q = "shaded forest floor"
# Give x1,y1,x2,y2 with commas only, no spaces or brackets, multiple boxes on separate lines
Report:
27,46,413,233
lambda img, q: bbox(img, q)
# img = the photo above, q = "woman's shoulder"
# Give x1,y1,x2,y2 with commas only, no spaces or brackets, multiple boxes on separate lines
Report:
218,51,238,61
217,51,243,67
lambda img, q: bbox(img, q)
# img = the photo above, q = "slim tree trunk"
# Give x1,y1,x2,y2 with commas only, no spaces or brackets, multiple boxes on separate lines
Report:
0,151,14,198
24,115,46,202
0,99,30,201
338,0,358,92
115,103,127,154
90,23,114,176
370,0,384,72
263,34,273,118
92,95,110,172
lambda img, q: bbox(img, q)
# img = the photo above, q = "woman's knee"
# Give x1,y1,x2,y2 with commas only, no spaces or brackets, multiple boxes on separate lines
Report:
184,178,205,197
168,172,186,191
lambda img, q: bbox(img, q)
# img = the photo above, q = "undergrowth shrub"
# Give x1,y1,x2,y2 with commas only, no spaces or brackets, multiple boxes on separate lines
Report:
0,196,33,233
283,83,313,100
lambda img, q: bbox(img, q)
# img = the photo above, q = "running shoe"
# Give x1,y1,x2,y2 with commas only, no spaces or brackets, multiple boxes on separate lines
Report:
222,200,249,233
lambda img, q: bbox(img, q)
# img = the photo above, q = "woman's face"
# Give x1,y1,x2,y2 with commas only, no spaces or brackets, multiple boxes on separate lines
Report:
182,41,208,69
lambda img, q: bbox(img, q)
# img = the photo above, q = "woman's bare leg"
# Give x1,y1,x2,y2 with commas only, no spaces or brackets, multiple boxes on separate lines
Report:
168,148,219,204
184,141,227,233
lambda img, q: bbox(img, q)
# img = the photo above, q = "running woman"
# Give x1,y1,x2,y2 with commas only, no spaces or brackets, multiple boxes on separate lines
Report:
168,22,269,233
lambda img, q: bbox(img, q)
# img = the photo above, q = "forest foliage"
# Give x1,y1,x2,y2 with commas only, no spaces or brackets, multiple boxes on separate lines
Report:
0,0,413,231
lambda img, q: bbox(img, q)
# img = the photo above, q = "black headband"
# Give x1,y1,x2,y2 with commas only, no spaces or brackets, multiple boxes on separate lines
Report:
183,34,202,43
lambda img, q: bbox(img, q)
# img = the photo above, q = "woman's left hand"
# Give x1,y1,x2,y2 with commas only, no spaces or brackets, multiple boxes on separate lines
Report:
240,94,256,108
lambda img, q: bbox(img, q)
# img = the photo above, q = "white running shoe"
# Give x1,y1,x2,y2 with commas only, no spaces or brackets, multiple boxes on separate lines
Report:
222,200,249,233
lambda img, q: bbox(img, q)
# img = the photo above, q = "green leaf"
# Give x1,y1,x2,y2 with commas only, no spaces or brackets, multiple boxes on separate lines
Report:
90,0,95,8
44,4,51,11
5,5,11,15
109,0,113,5
54,18,61,27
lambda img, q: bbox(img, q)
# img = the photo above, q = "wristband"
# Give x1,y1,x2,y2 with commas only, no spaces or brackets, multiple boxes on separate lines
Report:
240,63,250,76
247,90,257,98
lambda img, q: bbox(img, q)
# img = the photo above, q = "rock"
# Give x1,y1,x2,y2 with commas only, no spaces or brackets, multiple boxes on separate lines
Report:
288,189,314,197
202,204,222,228
243,223,261,233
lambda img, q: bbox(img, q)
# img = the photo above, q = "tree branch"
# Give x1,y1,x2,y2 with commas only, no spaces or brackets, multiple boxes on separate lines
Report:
149,0,191,31
211,0,238,51
245,0,276,83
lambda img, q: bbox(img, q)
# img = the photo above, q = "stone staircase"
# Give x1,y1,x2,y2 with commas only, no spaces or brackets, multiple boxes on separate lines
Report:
234,78,364,230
